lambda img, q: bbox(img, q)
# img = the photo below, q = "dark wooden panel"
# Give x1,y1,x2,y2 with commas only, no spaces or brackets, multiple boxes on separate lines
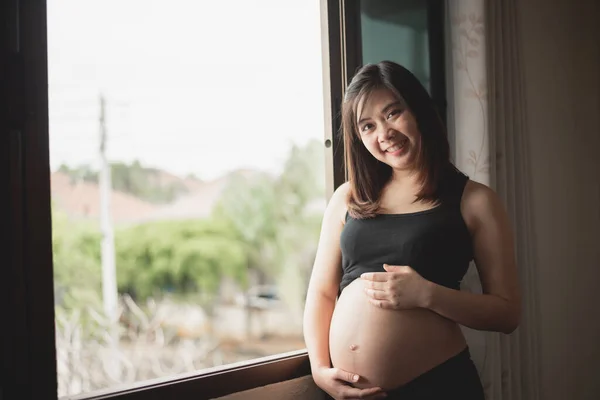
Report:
427,0,448,127
1,1,58,399
326,0,346,190
69,351,311,400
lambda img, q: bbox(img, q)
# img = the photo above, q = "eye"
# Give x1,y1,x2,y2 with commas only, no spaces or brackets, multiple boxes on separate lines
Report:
360,123,374,133
387,109,403,119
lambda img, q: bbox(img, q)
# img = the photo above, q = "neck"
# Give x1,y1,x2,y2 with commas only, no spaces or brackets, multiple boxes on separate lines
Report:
390,167,419,184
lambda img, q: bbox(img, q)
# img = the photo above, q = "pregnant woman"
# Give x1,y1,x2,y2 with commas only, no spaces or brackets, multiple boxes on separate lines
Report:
303,61,521,400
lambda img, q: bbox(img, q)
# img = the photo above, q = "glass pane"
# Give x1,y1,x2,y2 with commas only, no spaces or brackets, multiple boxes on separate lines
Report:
48,0,325,397
359,0,431,91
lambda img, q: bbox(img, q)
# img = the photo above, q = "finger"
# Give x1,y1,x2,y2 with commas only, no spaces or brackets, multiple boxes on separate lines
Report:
383,263,409,273
333,368,360,384
368,298,394,309
362,280,386,290
364,288,387,300
360,272,389,282
351,391,388,400
341,386,385,399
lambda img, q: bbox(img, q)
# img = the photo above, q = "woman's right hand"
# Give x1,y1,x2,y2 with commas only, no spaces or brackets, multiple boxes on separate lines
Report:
313,366,387,399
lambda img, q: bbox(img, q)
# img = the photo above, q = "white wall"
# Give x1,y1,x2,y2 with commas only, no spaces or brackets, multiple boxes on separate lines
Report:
518,0,600,399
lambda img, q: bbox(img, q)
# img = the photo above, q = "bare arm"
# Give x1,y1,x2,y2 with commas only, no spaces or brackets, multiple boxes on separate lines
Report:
304,184,388,399
303,183,348,371
423,181,521,334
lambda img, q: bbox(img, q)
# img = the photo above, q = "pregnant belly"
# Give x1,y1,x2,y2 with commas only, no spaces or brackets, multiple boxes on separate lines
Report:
329,278,467,391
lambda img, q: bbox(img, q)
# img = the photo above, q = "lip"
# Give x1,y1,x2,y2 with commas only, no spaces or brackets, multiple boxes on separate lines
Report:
387,145,406,157
384,138,408,155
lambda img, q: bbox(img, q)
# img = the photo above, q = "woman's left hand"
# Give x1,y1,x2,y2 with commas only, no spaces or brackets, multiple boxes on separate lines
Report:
361,264,431,310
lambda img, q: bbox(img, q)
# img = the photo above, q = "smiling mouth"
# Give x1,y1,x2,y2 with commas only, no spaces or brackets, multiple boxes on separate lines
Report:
385,137,409,153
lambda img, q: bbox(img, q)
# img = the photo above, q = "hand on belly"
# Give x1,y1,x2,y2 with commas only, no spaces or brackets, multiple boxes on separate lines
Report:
329,279,466,390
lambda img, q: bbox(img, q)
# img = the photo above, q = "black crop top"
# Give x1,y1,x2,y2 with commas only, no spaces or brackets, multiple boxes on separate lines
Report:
339,165,473,294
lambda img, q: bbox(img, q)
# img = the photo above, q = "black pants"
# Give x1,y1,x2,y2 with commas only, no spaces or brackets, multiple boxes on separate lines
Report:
384,347,485,400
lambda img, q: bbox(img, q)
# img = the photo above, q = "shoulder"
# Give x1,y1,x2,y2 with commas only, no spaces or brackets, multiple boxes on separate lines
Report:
332,181,351,199
462,180,497,208
461,180,507,233
323,182,351,225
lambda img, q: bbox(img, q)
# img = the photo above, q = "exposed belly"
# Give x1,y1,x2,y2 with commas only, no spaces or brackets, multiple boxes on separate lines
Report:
329,278,467,391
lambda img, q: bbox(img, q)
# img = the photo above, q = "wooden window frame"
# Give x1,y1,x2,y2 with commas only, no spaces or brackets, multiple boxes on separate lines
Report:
0,1,444,399
342,0,447,125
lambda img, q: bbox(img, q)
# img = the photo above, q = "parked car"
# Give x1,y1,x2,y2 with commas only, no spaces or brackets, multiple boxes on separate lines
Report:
234,285,282,310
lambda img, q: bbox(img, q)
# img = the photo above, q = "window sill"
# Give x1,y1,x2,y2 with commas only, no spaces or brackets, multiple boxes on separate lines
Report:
64,349,311,400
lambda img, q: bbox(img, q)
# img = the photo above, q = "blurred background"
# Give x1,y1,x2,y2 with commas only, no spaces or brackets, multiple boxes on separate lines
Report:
47,0,326,396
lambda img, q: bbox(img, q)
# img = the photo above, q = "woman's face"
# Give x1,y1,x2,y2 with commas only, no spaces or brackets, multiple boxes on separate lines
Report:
356,87,421,172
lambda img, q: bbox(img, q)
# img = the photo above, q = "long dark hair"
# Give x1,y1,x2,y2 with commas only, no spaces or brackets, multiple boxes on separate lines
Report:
342,61,451,219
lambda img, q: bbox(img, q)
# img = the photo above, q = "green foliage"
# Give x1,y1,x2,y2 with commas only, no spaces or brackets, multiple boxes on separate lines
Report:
213,139,325,287
115,219,247,307
58,164,98,183
52,205,103,310
58,160,194,204
277,139,326,216
53,139,326,314
53,209,248,311
213,172,280,279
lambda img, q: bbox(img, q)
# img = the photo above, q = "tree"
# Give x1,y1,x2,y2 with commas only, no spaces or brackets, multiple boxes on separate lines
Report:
53,139,326,338
115,218,248,314
212,139,326,331
213,171,280,284
52,204,103,310
270,140,325,325
56,160,195,204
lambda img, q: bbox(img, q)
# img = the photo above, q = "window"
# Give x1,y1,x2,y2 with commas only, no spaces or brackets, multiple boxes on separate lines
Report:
1,1,446,399
342,0,447,123
48,0,327,398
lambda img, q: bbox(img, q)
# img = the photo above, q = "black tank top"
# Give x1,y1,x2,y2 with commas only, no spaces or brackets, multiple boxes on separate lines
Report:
339,165,473,294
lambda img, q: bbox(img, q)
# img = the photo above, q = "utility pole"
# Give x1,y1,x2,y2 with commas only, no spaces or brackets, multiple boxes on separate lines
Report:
99,94,118,322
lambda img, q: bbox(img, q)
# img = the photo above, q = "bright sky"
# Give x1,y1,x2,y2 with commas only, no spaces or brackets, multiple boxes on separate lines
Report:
47,0,325,180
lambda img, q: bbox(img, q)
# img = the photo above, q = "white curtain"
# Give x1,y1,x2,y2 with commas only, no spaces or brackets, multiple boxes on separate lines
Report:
447,0,541,399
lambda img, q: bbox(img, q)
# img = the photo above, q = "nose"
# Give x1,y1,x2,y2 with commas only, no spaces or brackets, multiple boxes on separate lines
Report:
378,125,396,143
